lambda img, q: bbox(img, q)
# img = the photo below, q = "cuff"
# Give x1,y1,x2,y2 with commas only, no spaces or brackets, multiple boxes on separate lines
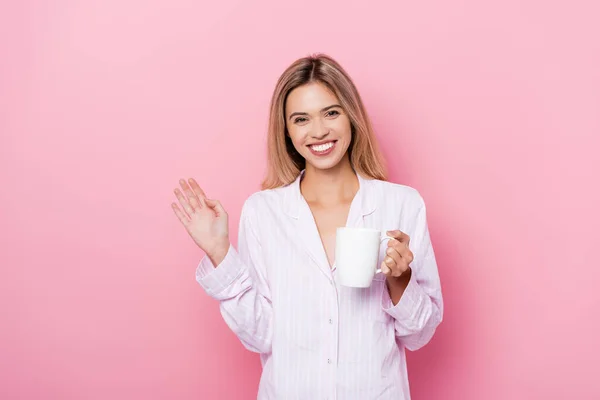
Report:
195,244,245,299
382,270,427,322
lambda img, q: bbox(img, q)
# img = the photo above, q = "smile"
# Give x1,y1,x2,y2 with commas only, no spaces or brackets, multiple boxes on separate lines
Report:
308,141,336,156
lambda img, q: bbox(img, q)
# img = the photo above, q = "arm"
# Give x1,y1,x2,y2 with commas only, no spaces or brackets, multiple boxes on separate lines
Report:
382,200,444,351
195,198,273,354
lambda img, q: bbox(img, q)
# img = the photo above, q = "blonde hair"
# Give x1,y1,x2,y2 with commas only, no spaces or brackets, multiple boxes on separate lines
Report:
261,53,387,189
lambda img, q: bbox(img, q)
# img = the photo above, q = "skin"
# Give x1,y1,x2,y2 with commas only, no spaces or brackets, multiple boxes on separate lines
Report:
171,82,412,305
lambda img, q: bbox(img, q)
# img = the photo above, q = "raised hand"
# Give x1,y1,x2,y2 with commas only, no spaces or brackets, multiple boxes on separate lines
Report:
171,178,230,266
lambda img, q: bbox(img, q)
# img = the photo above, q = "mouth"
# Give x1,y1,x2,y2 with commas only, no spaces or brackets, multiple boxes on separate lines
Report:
308,140,337,156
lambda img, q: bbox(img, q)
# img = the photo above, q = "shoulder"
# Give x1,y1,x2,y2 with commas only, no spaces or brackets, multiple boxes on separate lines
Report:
366,179,430,233
368,178,426,210
239,183,291,215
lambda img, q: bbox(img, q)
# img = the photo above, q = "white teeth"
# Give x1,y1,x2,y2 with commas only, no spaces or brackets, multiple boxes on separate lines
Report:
311,142,334,152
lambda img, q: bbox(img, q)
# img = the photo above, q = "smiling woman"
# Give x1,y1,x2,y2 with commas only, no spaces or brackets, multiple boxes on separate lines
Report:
171,53,443,399
262,54,387,189
286,85,351,168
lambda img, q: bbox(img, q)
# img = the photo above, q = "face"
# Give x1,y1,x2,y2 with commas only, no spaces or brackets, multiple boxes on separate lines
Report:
285,82,352,172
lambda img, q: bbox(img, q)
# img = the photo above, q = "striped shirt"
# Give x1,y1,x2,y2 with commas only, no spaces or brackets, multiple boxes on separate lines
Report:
196,171,443,399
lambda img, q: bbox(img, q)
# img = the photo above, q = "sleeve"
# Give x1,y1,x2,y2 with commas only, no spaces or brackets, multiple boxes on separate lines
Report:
382,197,444,351
195,197,273,354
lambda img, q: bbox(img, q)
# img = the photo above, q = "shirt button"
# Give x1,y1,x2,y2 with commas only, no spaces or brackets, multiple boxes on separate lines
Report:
329,318,333,324
327,358,332,364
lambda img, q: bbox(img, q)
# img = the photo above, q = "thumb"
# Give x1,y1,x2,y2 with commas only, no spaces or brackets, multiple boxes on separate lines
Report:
205,198,226,216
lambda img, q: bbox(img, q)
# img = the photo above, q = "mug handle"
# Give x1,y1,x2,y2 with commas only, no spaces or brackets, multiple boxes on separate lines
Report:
375,234,392,274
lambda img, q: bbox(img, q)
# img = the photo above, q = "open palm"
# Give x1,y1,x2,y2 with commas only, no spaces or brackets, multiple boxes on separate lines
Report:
171,178,230,264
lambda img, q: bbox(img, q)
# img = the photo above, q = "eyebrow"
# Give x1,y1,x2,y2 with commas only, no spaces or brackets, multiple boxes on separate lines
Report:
288,104,342,121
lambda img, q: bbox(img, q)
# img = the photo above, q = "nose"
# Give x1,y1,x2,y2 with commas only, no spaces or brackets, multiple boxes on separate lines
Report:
310,117,330,140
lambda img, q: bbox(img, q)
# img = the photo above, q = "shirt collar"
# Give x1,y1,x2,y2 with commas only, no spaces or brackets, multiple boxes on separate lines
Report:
282,169,377,219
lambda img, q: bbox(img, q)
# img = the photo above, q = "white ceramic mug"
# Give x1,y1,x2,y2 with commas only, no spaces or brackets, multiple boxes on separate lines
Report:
335,227,391,287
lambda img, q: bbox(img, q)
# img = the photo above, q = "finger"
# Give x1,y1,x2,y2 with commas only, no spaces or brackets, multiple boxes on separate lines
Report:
387,230,410,245
380,261,391,275
179,179,201,209
174,188,195,217
383,254,397,270
386,247,410,276
171,203,190,227
401,249,414,265
388,240,413,263
205,198,226,217
188,178,207,207
386,246,403,265
389,237,409,254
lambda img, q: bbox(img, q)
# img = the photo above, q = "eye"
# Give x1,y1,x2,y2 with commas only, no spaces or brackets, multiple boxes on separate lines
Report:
325,110,340,117
294,117,308,124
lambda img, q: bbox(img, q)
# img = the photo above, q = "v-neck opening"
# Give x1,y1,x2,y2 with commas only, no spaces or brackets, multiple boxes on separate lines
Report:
297,173,364,272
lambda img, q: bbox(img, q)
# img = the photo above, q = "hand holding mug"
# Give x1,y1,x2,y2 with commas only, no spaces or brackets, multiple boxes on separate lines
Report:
380,230,414,278
171,178,230,266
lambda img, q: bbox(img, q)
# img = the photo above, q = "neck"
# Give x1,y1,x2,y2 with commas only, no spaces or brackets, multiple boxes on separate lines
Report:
300,155,358,206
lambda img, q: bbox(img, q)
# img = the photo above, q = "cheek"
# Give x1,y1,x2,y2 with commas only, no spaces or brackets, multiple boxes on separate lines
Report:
333,118,352,139
288,127,307,147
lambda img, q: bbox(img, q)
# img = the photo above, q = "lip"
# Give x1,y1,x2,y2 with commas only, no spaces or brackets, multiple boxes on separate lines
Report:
307,140,337,157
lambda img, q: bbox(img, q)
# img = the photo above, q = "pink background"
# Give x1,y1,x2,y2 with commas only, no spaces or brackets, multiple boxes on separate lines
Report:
1,1,599,399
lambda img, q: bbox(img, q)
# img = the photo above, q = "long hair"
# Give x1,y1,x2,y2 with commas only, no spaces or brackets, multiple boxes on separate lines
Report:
261,53,387,189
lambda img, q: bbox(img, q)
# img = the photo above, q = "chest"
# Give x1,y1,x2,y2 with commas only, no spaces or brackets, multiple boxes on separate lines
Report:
309,203,352,268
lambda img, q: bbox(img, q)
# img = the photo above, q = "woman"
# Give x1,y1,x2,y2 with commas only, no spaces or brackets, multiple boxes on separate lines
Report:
171,54,443,399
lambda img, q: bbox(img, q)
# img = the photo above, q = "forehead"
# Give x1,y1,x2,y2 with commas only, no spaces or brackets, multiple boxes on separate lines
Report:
285,82,339,114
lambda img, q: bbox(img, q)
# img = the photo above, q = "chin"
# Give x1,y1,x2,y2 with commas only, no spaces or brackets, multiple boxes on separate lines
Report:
305,154,346,171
